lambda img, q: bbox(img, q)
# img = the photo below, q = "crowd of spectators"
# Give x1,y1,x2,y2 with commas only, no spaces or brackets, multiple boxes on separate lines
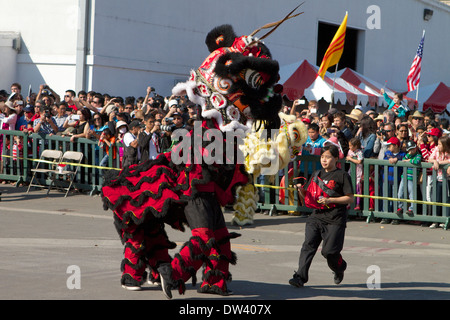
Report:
288,95,450,229
0,82,198,171
1,82,449,228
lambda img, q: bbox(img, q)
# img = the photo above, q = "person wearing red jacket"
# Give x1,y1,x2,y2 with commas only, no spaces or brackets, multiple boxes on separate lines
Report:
418,127,442,219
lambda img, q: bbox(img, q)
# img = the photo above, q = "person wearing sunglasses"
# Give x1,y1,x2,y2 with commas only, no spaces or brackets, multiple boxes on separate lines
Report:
374,122,396,160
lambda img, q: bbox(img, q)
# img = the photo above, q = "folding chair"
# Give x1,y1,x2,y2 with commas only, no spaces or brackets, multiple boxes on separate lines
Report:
48,151,84,197
26,149,63,194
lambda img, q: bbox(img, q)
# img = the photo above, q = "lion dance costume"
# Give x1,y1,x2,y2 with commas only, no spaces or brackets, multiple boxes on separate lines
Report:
102,6,303,298
232,113,308,225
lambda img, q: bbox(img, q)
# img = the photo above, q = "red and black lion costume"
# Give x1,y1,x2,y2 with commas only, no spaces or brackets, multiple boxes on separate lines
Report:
101,23,286,298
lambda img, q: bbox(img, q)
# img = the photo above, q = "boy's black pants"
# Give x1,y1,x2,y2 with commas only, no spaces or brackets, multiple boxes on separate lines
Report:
295,218,347,283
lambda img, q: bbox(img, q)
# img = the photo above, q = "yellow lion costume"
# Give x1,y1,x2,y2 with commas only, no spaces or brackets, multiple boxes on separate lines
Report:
231,112,308,225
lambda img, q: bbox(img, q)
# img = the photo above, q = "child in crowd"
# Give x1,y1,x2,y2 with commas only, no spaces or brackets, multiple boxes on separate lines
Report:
381,137,406,222
428,135,450,228
380,88,409,119
346,137,363,210
418,128,441,219
12,135,24,175
397,141,422,215
98,128,117,168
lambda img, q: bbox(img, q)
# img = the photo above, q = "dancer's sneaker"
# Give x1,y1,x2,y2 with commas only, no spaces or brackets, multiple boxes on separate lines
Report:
198,284,233,296
147,274,161,286
157,263,173,299
121,279,142,291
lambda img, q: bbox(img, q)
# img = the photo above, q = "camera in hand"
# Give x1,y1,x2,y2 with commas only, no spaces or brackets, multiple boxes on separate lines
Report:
377,129,386,136
160,124,176,132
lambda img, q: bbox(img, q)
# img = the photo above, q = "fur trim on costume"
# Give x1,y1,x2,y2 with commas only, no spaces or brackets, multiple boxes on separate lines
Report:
214,52,279,88
232,184,259,226
205,24,237,53
172,80,206,107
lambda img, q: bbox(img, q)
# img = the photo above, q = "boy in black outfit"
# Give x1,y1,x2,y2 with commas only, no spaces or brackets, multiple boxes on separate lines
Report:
290,145,354,287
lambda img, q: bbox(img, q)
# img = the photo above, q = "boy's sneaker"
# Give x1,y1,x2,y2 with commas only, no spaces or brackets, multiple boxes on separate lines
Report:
333,271,344,285
407,209,414,215
397,208,403,214
289,273,304,288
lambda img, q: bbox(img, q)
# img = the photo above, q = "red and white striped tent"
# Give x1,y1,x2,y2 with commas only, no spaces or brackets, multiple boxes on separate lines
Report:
280,60,379,107
406,82,450,114
335,67,417,110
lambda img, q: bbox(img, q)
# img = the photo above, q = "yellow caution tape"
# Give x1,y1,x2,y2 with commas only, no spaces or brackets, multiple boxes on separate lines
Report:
1,154,121,170
254,184,450,207
4,155,450,208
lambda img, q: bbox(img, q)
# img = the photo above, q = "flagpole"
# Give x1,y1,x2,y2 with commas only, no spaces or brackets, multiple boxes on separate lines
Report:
416,30,425,110
330,63,339,109
415,83,420,111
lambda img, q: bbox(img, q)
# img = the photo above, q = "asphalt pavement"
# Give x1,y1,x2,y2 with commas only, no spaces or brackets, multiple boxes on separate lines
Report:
1,184,449,304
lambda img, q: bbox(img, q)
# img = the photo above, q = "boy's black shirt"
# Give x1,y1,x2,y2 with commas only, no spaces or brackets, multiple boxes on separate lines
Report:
305,168,354,226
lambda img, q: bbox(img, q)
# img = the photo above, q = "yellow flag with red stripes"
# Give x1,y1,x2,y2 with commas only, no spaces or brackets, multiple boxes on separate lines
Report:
317,12,348,79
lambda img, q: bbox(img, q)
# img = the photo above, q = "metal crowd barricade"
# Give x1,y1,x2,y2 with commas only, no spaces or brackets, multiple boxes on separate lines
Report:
0,129,122,195
0,129,31,186
256,154,449,230
256,155,348,216
362,158,450,228
1,127,450,229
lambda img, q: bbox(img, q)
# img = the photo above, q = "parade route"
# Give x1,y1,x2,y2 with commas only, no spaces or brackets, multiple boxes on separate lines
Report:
1,185,449,301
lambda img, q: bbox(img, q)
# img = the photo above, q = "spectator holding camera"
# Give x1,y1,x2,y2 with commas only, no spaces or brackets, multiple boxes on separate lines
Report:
33,104,58,135
122,120,143,167
142,86,156,115
62,108,91,142
374,122,396,160
36,84,60,106
162,98,185,131
138,114,161,163
159,111,185,152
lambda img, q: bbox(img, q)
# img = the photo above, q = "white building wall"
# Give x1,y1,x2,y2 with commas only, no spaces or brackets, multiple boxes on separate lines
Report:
0,0,79,95
0,0,448,100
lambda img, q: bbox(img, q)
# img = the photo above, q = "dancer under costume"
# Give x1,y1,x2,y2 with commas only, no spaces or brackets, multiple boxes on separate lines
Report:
101,10,303,297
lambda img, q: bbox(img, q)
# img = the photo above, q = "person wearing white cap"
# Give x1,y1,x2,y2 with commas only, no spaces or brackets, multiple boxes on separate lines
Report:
0,101,18,130
122,120,143,167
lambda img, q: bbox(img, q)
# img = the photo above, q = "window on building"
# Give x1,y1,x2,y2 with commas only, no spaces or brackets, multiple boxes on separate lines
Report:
316,21,361,73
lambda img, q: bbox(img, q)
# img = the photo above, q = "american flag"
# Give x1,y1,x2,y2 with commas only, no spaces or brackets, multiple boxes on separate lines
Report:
406,32,425,92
